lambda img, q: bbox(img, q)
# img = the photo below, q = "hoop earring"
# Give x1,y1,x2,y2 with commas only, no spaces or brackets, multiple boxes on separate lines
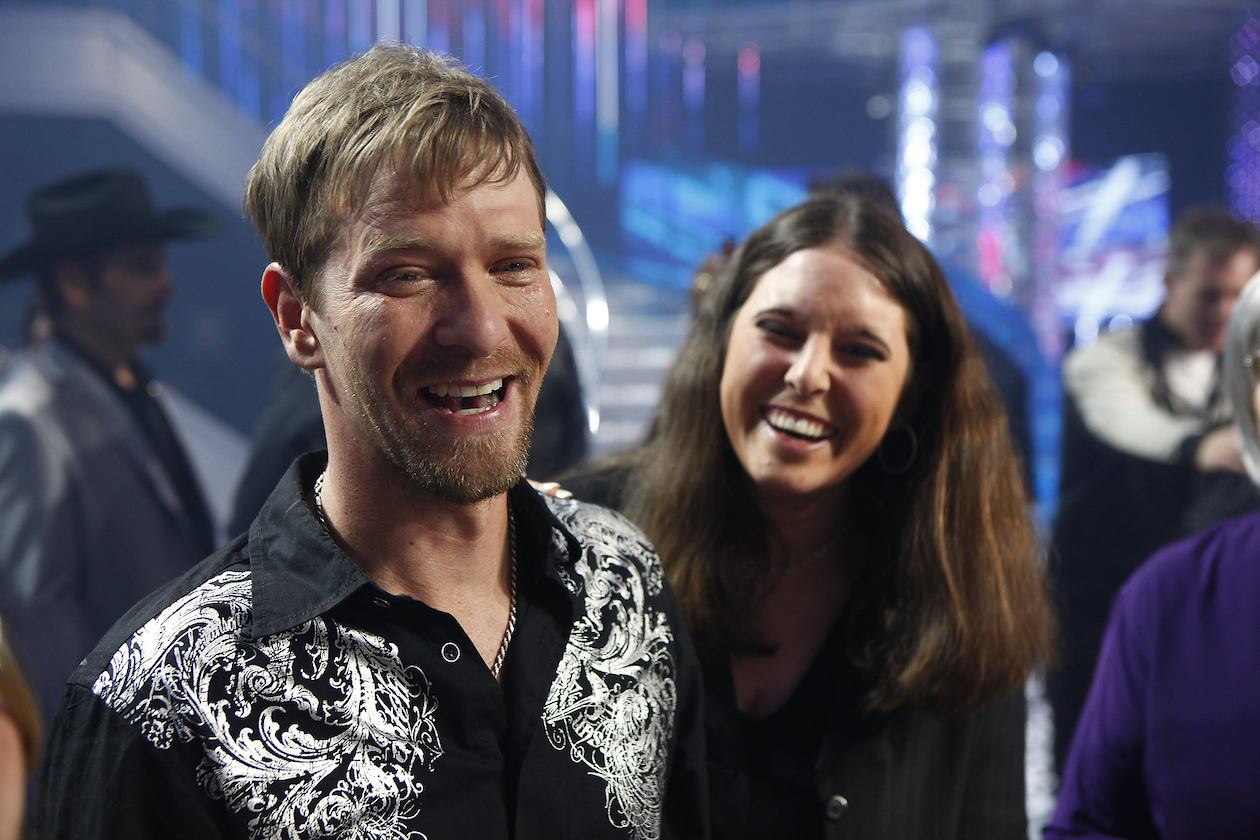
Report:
877,423,918,475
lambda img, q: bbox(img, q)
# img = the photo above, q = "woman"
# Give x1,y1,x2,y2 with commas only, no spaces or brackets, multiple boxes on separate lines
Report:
568,194,1054,838
1046,272,1260,839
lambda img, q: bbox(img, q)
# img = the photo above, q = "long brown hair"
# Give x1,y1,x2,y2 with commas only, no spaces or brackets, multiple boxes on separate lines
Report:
623,194,1054,714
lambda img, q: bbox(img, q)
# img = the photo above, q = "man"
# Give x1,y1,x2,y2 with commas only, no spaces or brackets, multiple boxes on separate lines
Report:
0,169,218,722
37,45,706,839
1050,206,1260,765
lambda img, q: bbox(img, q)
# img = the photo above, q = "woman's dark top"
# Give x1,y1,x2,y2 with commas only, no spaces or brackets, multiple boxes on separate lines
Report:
704,626,1028,840
564,462,1029,839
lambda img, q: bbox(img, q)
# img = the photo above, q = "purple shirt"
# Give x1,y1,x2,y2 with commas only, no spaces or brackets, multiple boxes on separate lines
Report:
1046,511,1260,839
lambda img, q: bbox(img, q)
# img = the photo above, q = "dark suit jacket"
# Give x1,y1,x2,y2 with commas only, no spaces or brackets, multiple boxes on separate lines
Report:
0,337,210,720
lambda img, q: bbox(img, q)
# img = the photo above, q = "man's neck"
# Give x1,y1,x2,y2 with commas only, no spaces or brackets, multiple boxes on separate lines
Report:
1154,307,1210,354
53,321,139,389
317,447,512,610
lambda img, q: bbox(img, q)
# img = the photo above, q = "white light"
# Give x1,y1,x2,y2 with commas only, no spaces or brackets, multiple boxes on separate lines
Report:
904,167,935,194
995,123,1017,146
903,188,932,218
905,80,935,114
1034,51,1060,79
587,407,600,434
898,27,937,248
586,298,610,332
978,182,1003,207
982,103,1010,133
1034,137,1064,171
903,142,933,170
1108,314,1134,331
907,116,936,143
557,295,579,323
556,220,585,248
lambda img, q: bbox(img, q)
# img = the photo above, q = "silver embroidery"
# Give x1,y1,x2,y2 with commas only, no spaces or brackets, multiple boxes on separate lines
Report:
93,569,442,840
542,500,677,840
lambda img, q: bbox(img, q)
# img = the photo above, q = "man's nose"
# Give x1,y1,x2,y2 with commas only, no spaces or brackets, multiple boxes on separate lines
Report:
432,274,509,357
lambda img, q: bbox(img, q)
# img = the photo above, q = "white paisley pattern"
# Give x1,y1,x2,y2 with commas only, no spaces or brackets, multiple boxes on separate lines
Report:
542,500,677,840
92,569,442,840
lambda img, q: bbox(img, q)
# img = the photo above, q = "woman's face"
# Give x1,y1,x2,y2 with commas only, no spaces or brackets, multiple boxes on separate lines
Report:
719,244,912,508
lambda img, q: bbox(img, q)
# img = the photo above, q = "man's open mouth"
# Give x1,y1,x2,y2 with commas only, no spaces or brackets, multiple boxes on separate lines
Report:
421,378,509,416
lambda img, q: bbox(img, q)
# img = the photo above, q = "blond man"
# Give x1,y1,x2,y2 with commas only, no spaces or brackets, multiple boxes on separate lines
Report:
36,45,706,840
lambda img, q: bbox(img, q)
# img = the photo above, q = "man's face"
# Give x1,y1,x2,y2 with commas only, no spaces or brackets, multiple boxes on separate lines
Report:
309,168,556,503
1164,247,1259,352
69,243,174,356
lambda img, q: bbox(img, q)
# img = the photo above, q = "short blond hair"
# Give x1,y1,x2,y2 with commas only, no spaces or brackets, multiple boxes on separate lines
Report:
244,43,545,306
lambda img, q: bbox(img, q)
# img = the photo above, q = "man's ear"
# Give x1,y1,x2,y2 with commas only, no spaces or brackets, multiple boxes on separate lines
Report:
52,261,95,312
261,263,322,371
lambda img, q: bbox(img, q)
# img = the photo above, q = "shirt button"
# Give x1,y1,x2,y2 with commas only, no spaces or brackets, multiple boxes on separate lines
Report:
441,642,461,663
371,596,390,609
825,793,849,821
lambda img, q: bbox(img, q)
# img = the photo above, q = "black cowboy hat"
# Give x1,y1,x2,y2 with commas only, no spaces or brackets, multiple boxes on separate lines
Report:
0,168,219,279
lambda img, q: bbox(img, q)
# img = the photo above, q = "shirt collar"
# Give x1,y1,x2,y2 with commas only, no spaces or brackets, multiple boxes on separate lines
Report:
245,451,583,639
49,330,151,393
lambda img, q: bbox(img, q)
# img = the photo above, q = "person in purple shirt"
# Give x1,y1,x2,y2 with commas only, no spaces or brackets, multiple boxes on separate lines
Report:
1046,270,1260,839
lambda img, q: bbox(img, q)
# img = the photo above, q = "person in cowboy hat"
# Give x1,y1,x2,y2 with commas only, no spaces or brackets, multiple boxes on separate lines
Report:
0,167,220,724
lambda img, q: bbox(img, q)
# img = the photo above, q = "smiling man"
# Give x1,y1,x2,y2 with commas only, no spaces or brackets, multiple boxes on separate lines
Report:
36,45,705,840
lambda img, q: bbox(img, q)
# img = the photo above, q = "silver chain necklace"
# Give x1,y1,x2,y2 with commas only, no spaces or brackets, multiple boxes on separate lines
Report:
312,470,519,680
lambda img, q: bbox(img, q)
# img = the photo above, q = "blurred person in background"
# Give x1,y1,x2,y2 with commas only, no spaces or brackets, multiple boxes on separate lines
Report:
0,616,41,840
0,169,218,723
1046,270,1260,839
1050,207,1260,765
567,194,1055,838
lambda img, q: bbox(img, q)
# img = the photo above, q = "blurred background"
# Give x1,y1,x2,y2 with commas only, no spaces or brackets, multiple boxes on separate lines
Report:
0,0,1248,523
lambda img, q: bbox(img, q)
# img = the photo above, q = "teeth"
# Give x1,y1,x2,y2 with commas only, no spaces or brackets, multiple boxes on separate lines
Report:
766,408,829,440
426,378,504,398
435,388,503,415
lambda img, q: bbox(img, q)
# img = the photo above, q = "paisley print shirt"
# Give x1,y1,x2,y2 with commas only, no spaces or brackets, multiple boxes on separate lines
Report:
36,455,708,839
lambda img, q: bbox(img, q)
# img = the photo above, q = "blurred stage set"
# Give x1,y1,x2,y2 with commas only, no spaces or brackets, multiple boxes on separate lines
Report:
0,0,1251,523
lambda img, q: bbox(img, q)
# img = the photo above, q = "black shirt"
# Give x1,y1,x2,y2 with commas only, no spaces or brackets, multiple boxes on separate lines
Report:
56,331,216,553
35,454,708,839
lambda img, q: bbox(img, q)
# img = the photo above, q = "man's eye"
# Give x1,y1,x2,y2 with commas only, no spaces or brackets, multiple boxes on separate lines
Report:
494,260,533,273
384,270,427,284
